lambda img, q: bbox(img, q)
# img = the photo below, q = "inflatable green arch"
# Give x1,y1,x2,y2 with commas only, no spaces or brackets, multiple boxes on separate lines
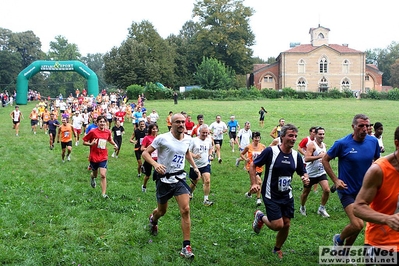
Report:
16,60,99,105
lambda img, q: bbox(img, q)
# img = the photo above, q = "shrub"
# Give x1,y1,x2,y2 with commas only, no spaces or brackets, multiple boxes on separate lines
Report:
387,88,399,100
126,84,145,100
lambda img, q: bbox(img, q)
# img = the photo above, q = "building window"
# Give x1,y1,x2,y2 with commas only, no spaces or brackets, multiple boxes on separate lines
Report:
319,57,328,73
365,75,370,81
318,33,324,39
298,59,305,73
319,77,328,92
341,78,351,91
297,78,307,91
263,75,273,83
342,59,349,74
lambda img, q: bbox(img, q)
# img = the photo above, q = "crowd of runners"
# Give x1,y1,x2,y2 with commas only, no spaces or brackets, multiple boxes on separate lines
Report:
7,91,399,262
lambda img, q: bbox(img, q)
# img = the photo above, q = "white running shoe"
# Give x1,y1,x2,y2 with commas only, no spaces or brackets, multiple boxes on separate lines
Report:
318,207,330,218
299,206,307,216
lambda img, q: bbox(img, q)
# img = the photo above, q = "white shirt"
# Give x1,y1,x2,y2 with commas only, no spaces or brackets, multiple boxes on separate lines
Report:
151,132,192,184
189,137,212,168
149,112,159,123
237,128,252,148
72,115,84,129
209,121,227,140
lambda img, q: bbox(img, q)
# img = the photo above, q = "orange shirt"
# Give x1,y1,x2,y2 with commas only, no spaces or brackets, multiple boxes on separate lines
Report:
166,115,172,127
365,157,399,249
59,124,74,142
29,111,38,120
245,143,266,172
42,111,51,122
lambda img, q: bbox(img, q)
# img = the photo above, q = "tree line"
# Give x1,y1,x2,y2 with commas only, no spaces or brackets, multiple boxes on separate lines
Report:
1,0,398,98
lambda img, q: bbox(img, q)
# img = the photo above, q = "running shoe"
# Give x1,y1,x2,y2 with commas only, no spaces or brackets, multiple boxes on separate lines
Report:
235,158,240,167
141,185,146,192
180,245,195,259
245,192,252,198
149,214,158,236
318,207,330,218
203,200,213,206
91,176,96,188
299,206,307,216
252,210,264,234
273,249,283,259
256,198,262,206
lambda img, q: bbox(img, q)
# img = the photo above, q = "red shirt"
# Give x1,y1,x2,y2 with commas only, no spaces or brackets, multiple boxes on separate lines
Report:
141,135,157,160
83,128,112,163
115,111,126,122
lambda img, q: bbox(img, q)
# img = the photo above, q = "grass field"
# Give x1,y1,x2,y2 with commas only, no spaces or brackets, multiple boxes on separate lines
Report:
1,98,398,266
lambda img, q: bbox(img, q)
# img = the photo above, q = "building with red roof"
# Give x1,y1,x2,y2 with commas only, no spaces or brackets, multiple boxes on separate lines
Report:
249,25,383,94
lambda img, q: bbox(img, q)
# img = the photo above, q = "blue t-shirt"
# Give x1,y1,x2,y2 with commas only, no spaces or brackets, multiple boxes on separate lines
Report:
254,145,305,200
227,120,239,133
327,134,380,195
85,123,98,134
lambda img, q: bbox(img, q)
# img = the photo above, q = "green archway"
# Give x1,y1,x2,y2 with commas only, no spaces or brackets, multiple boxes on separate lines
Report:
16,60,99,105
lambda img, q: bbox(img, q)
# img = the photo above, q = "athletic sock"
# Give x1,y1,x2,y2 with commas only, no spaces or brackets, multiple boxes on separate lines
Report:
183,240,190,248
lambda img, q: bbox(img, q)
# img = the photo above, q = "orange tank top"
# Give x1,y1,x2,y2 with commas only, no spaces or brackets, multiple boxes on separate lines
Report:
365,157,399,249
245,143,266,173
60,124,73,142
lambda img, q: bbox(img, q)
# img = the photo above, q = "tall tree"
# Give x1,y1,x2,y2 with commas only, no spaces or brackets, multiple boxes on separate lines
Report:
389,59,399,89
192,0,255,75
46,36,85,97
194,56,235,90
81,53,108,90
104,20,177,89
167,20,202,86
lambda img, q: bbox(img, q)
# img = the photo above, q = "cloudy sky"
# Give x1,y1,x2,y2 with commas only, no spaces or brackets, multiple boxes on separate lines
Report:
1,0,398,60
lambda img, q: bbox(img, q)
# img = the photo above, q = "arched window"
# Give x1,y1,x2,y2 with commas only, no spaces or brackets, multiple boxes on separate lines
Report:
318,33,324,39
298,59,305,73
341,78,351,90
319,77,328,92
319,57,328,73
342,59,349,74
297,78,307,91
263,75,273,83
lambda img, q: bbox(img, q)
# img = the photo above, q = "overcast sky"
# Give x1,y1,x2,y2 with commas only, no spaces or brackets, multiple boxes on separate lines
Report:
1,0,398,60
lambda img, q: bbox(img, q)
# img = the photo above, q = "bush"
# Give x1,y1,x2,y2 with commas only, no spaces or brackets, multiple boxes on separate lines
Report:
281,88,297,99
327,88,343,99
387,88,399,100
126,84,145,100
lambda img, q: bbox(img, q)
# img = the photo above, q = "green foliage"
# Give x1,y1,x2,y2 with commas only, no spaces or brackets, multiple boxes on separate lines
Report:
260,88,280,99
281,87,297,99
342,88,354,98
193,0,255,75
367,89,380,99
144,82,173,100
194,57,235,90
327,88,343,99
387,88,399,100
126,84,145,99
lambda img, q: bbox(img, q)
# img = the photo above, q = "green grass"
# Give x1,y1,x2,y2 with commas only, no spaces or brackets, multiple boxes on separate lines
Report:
0,98,397,265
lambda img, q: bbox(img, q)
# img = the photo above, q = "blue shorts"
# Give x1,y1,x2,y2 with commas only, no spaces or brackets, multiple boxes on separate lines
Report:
338,191,357,209
263,197,294,221
189,165,211,180
156,179,190,204
90,160,108,171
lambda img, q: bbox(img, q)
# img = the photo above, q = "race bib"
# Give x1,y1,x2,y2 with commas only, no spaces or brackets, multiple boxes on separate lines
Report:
64,132,70,138
278,176,291,192
151,149,158,158
171,154,184,168
97,139,107,149
115,130,121,136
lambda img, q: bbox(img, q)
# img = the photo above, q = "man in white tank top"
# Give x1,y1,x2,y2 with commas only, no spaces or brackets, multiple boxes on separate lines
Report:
142,113,200,259
299,127,331,217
